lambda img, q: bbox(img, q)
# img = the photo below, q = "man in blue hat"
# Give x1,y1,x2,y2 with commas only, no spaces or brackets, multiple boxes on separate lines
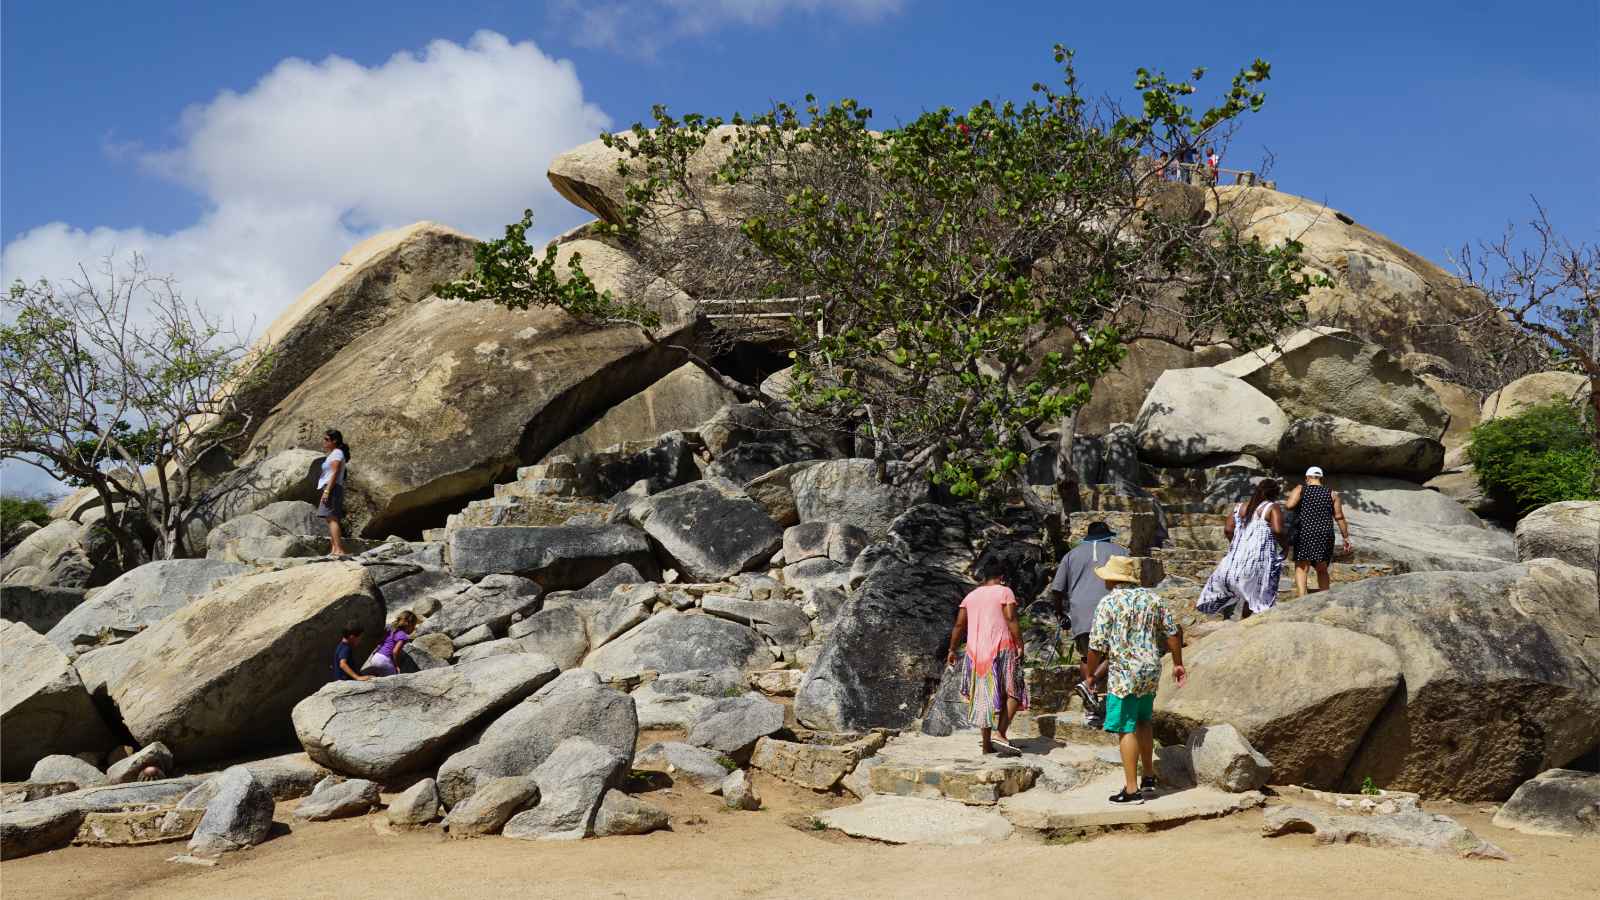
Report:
1047,521,1128,726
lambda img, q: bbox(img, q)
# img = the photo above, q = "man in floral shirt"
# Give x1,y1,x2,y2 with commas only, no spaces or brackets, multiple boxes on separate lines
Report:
1086,556,1188,804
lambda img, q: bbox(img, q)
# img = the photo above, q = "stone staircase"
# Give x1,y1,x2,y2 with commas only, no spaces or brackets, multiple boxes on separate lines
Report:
429,458,617,539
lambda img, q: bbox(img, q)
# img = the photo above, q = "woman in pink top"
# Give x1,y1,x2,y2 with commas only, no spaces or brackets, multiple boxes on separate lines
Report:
945,558,1029,755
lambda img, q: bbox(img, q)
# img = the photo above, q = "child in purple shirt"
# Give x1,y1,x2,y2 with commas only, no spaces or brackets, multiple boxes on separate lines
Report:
361,611,418,677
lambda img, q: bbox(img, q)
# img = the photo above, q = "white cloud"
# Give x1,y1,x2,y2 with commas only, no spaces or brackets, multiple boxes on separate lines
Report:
558,0,904,55
1,30,610,496
4,30,609,335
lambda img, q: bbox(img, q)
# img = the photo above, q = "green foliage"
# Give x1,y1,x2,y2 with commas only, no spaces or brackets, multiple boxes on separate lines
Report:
1467,401,1600,515
445,44,1320,503
0,493,51,531
1360,776,1380,796
715,755,739,773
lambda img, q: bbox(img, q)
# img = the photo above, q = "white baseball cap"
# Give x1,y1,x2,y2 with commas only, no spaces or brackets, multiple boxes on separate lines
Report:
1305,466,1324,478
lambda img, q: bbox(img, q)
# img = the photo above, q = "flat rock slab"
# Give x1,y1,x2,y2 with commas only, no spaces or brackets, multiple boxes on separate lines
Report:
74,808,202,847
999,771,1264,831
861,731,1101,802
818,795,1013,845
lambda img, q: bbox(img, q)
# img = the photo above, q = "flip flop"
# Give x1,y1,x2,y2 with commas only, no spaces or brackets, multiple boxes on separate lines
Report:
992,739,1024,755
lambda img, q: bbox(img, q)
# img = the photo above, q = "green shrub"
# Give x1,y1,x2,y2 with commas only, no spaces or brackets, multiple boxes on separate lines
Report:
1,494,52,532
1467,401,1599,515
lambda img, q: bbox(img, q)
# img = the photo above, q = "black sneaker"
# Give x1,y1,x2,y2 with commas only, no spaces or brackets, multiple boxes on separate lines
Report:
1108,789,1144,804
1140,776,1158,796
1075,681,1102,714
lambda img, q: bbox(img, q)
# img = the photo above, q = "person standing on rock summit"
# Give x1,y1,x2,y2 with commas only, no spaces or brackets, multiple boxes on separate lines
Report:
946,556,1029,756
1085,556,1185,804
1283,467,1351,597
318,429,352,557
1046,521,1128,727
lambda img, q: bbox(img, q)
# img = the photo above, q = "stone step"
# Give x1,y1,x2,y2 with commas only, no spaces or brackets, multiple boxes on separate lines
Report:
1166,512,1229,528
1165,525,1229,552
1068,511,1155,556
495,477,589,500
868,755,1040,806
450,495,615,529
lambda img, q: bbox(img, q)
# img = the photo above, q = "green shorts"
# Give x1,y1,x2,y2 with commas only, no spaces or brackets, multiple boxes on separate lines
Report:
1103,693,1155,734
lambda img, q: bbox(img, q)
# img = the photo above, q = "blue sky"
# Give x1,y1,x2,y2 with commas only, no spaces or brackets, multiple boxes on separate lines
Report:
2,0,1597,494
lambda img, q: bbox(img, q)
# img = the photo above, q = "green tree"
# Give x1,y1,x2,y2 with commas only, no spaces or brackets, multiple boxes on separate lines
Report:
443,46,1321,507
1,255,270,561
1467,402,1598,515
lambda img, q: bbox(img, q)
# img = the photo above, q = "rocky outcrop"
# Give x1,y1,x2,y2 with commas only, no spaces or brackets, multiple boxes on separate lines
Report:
226,222,478,442
247,239,698,536
1215,328,1450,438
435,669,637,808
78,563,384,763
796,505,984,732
582,611,774,682
1262,805,1508,859
790,460,932,541
445,775,539,837
1155,621,1402,788
1491,769,1600,838
447,525,657,588
743,461,821,528
387,778,441,827
46,559,246,651
1481,371,1591,421
0,778,202,859
686,694,786,757
1077,339,1200,434
1421,375,1479,451
547,126,748,228
28,755,106,790
191,449,323,530
545,363,735,459
292,654,560,780
1212,188,1498,370
1,621,116,779
1276,415,1443,482
1135,368,1287,466
1269,560,1600,799
1326,475,1514,573
1514,501,1600,571
627,481,782,581
203,500,321,560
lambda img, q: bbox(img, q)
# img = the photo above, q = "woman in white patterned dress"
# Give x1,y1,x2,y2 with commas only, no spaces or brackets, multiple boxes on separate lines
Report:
1197,479,1286,619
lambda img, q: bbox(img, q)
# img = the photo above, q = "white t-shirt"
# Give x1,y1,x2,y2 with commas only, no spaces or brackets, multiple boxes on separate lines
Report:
318,449,347,490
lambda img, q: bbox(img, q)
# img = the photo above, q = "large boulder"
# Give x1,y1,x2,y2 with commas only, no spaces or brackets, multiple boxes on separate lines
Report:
1212,187,1498,371
1077,339,1199,435
0,777,203,859
247,239,697,537
1215,328,1450,438
582,611,774,681
1325,474,1515,573
0,585,86,635
0,620,116,779
77,563,385,763
224,221,478,443
417,574,542,639
1155,620,1401,788
447,525,657,588
292,654,559,780
187,765,275,857
1491,769,1600,838
1514,501,1600,571
501,737,629,841
592,790,669,836
743,461,821,528
45,559,247,651
544,363,735,459
28,755,106,790
1185,723,1273,793
1268,560,1600,799
629,668,745,729
795,505,983,732
1420,375,1479,451
547,126,747,228
1276,415,1444,482
191,449,322,530
467,605,590,670
686,694,786,757
1134,368,1287,466
444,775,539,837
790,459,932,541
292,777,380,821
1482,371,1591,421
203,500,321,561
627,481,782,582
435,669,636,807
0,519,129,589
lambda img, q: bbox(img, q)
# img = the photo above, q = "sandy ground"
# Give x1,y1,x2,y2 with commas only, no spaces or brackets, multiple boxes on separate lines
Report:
5,772,1597,900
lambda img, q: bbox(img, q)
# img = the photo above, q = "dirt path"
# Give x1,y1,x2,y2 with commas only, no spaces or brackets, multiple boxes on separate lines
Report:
6,775,1596,900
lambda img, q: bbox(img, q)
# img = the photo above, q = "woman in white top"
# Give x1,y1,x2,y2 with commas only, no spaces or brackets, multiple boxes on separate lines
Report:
1196,478,1286,619
317,429,352,557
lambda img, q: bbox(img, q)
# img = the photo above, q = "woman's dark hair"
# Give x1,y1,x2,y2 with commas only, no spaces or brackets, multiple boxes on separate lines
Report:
325,429,352,462
1243,478,1282,524
971,548,1010,585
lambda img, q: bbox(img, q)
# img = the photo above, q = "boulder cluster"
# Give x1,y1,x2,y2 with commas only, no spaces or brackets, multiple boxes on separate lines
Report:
3,141,1597,860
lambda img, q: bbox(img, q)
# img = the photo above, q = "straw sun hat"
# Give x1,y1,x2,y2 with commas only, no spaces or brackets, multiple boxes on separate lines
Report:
1093,555,1142,585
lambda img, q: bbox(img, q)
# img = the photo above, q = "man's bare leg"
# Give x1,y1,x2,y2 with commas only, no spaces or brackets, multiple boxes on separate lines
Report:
1119,731,1141,794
